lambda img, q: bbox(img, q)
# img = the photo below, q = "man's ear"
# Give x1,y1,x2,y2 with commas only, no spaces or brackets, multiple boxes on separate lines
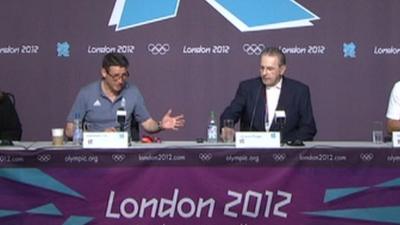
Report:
101,68,107,78
280,65,287,75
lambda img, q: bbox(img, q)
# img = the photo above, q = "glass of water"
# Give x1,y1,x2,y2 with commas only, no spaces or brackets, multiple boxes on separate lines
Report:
372,121,384,144
222,119,235,143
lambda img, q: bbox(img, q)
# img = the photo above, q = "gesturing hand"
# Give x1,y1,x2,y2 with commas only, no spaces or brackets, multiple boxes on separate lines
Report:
160,109,185,130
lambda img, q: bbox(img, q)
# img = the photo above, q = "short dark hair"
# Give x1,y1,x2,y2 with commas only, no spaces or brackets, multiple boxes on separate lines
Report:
102,53,129,71
260,47,286,66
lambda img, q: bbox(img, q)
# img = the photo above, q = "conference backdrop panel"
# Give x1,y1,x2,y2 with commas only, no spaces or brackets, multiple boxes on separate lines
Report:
0,0,398,141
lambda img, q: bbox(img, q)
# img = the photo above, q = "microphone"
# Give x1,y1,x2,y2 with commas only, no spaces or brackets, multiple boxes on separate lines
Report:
116,107,127,131
249,83,264,131
274,110,286,132
81,111,88,131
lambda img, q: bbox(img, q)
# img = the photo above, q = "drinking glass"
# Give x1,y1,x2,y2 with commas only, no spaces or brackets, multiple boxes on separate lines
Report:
222,119,235,143
372,121,384,144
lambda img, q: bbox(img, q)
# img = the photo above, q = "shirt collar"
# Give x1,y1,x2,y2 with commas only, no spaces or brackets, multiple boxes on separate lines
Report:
98,80,126,102
267,77,283,90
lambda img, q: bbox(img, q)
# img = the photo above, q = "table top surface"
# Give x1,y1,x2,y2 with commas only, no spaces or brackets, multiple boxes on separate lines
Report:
0,141,394,151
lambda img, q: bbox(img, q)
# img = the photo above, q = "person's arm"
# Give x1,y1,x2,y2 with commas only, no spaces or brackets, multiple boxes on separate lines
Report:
141,109,184,133
0,93,22,140
387,119,400,133
386,83,400,134
221,127,235,141
141,119,162,133
220,82,248,128
219,82,253,140
65,122,74,139
294,86,317,141
65,89,86,139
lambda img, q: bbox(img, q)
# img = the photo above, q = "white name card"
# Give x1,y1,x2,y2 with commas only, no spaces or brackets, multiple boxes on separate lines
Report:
83,132,129,149
392,132,400,147
235,131,281,148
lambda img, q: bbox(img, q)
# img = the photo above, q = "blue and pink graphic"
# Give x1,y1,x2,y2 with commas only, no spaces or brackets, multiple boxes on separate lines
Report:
1,147,400,224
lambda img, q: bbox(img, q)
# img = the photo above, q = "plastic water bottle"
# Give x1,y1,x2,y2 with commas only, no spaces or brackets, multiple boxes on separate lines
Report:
73,113,83,145
207,111,218,143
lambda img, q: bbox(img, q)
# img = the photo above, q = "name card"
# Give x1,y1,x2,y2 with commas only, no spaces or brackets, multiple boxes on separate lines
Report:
83,132,129,149
393,132,400,147
235,131,281,148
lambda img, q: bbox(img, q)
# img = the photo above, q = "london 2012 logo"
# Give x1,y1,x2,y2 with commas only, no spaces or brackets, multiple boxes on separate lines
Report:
108,0,319,32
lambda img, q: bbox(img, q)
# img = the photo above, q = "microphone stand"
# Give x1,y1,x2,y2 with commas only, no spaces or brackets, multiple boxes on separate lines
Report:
117,108,126,132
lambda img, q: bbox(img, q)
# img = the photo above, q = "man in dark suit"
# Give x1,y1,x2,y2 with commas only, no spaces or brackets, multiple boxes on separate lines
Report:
220,47,317,142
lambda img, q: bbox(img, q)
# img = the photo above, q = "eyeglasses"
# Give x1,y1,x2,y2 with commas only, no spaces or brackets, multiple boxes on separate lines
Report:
107,71,130,81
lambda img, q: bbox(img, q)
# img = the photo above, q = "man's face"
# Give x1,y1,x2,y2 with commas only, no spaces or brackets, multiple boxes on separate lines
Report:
259,55,286,87
101,66,129,94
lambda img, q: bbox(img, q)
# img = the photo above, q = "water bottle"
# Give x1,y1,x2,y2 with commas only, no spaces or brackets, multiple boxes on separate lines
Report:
73,113,83,145
207,111,218,143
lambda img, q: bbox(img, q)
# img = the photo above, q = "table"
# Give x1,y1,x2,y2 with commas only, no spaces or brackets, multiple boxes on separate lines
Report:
0,142,399,225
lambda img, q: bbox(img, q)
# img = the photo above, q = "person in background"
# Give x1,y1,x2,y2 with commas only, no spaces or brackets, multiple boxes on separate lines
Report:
0,91,22,141
220,47,317,142
65,53,185,139
386,81,400,133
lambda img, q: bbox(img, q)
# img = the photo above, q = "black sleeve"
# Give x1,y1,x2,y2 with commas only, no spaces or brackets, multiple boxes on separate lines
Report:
295,86,317,141
0,94,22,140
220,82,247,128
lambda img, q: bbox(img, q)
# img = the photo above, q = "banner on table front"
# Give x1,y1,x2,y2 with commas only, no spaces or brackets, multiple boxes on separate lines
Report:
1,167,400,225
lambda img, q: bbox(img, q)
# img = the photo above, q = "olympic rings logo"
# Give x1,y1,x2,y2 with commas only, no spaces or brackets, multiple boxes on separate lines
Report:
243,43,265,55
37,154,52,162
199,153,213,161
272,153,286,162
360,153,374,162
112,154,126,162
148,43,170,55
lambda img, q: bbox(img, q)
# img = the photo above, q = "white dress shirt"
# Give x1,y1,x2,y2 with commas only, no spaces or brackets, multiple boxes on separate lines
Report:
387,81,400,120
265,78,282,131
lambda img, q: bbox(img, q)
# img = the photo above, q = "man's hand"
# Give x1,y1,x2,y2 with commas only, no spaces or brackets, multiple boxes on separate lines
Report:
104,127,118,132
160,109,185,130
221,127,235,142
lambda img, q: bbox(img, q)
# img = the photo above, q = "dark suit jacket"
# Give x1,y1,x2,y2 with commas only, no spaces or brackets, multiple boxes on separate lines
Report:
220,77,317,141
0,92,22,141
